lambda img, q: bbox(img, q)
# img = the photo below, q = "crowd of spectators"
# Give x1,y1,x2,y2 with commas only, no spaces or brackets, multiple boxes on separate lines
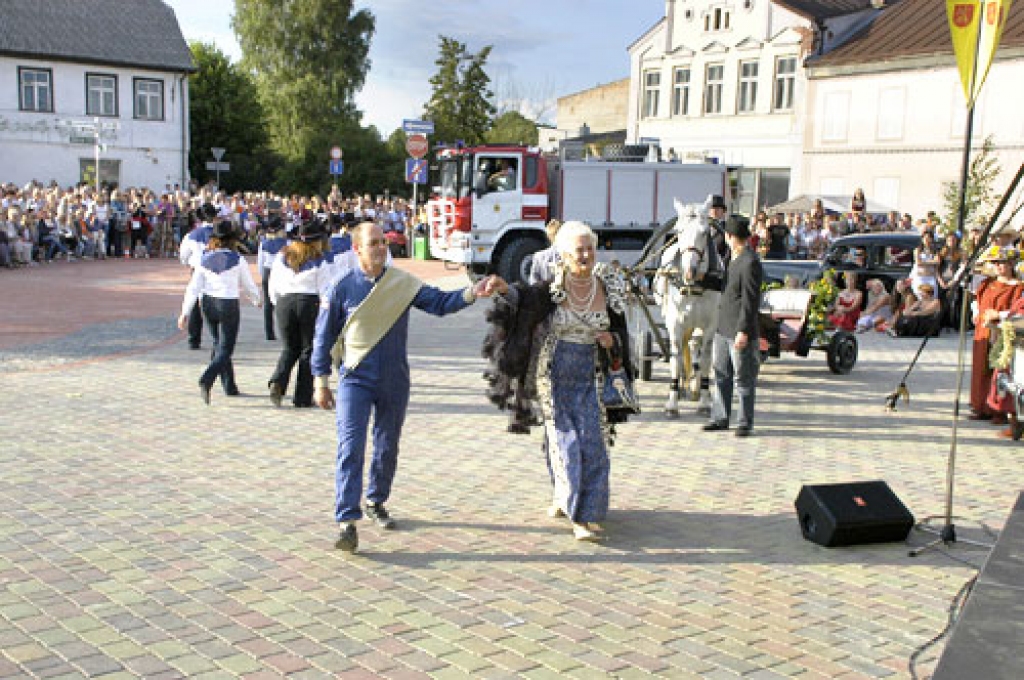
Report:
0,180,422,269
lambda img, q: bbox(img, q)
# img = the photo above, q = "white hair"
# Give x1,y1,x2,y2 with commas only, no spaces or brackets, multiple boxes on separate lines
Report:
554,220,597,256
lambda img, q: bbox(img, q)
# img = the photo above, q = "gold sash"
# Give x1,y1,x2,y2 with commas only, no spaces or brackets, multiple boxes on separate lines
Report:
331,267,423,370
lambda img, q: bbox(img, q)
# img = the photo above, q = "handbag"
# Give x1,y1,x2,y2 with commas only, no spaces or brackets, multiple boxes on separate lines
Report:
601,344,640,415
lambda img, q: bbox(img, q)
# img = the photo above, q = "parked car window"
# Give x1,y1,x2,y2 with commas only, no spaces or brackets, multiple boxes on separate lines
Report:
883,245,913,267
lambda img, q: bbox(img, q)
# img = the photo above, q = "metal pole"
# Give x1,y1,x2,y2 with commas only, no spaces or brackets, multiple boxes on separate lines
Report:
94,117,101,196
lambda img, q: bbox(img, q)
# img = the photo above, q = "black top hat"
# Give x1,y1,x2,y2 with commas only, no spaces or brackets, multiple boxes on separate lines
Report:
294,217,328,243
212,220,238,241
723,215,751,239
710,195,727,210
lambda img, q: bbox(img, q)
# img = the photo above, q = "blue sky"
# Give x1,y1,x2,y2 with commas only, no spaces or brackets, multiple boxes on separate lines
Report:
163,0,662,135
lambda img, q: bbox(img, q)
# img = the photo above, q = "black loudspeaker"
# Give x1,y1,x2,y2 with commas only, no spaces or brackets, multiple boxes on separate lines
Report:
795,481,914,547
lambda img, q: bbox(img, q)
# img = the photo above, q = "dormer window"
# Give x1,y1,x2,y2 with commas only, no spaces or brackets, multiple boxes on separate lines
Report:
704,6,732,32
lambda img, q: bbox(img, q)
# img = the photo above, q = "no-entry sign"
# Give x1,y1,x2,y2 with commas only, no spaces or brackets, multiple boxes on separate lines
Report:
406,134,429,159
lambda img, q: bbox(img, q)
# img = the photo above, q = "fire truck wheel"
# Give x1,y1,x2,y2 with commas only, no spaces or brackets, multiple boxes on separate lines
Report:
497,236,545,284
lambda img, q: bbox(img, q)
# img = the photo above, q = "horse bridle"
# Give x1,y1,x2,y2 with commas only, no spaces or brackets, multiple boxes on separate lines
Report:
669,230,714,294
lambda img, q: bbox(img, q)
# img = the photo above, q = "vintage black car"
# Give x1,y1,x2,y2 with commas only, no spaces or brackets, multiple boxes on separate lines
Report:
761,232,922,293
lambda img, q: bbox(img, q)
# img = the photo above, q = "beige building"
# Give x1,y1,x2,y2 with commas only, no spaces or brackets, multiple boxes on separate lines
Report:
800,0,1024,220
626,0,880,213
556,78,630,139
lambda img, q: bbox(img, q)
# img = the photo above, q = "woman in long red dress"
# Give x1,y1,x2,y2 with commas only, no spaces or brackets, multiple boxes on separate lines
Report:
971,247,1023,422
985,290,1024,437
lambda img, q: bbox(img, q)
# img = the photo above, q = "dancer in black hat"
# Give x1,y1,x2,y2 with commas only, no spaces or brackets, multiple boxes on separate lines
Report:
267,216,335,408
178,220,261,404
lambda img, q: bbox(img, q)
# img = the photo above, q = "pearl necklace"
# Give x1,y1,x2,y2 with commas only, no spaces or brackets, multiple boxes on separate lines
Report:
565,273,597,314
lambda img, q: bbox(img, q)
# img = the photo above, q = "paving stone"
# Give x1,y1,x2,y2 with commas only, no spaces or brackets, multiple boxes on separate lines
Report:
1,262,1019,680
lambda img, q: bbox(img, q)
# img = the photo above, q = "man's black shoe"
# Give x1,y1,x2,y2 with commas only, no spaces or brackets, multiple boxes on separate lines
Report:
735,425,753,438
335,523,358,552
189,344,202,350
365,502,396,529
702,421,729,432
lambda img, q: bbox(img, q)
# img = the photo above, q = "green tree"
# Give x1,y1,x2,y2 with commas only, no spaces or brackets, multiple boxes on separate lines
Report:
485,111,538,145
233,0,375,190
941,135,1002,234
187,41,273,191
424,37,496,148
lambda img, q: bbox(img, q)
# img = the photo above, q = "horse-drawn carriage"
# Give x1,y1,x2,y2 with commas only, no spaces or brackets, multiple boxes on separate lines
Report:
623,200,858,415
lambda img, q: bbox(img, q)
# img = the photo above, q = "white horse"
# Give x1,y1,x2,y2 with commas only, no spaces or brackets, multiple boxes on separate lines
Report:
654,199,722,416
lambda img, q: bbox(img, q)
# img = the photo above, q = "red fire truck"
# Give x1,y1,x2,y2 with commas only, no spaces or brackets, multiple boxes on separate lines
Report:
427,145,729,282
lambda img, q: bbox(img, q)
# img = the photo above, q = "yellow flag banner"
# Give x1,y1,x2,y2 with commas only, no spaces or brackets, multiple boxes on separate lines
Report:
947,0,1015,106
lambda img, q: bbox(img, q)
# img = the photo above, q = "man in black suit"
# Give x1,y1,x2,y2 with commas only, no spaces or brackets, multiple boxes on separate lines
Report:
703,215,763,437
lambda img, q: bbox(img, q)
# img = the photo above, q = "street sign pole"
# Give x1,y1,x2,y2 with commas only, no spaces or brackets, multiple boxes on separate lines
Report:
211,147,226,189
94,118,101,197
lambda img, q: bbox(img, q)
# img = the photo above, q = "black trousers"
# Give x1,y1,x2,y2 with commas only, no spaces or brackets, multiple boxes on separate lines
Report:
261,268,276,340
269,293,320,406
187,297,204,347
199,296,240,393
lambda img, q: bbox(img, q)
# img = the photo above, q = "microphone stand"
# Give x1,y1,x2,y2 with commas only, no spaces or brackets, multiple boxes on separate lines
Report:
909,161,1024,557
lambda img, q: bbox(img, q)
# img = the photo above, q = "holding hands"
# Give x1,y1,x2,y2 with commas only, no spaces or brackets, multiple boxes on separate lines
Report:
473,275,508,298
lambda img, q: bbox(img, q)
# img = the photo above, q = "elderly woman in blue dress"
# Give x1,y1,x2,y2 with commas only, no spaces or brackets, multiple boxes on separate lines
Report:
483,221,635,541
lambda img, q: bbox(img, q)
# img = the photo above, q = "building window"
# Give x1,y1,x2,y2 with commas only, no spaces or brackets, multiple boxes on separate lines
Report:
704,63,724,115
86,73,118,117
18,67,53,112
672,67,690,116
737,61,758,113
643,70,661,118
822,91,850,142
773,57,796,111
134,78,164,120
80,159,122,188
876,87,905,141
704,6,732,31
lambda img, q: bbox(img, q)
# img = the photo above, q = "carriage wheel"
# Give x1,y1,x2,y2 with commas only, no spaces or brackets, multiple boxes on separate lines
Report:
827,331,858,374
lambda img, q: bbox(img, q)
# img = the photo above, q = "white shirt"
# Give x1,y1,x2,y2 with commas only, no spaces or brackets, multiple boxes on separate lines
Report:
180,249,260,316
268,254,335,305
178,222,213,268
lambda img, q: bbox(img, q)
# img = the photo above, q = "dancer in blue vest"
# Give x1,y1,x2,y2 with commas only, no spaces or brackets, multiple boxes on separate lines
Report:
178,203,218,349
311,222,505,552
178,221,261,404
257,216,288,341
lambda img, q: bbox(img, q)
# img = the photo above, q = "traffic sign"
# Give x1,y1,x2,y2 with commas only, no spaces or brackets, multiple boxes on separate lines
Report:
406,134,429,159
329,159,344,175
405,158,428,185
206,161,230,172
211,147,226,161
402,119,435,135
330,146,342,160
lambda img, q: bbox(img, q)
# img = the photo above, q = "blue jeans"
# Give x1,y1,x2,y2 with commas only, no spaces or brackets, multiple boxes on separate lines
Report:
199,296,240,392
710,332,760,428
333,379,409,522
42,235,68,260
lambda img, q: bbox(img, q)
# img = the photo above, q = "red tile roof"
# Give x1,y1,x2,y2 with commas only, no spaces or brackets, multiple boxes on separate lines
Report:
811,0,1024,68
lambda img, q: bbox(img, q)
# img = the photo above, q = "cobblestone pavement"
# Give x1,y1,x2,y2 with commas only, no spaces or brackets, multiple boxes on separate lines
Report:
2,259,1022,679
